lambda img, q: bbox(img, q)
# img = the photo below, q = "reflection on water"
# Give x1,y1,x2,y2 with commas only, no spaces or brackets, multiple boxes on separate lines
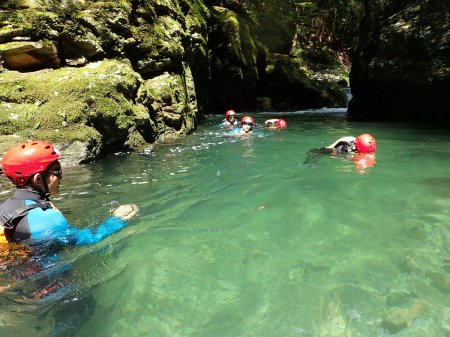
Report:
1,110,450,337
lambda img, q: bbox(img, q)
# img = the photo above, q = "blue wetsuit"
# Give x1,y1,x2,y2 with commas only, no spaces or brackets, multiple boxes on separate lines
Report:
227,127,248,134
0,189,127,245
227,128,264,136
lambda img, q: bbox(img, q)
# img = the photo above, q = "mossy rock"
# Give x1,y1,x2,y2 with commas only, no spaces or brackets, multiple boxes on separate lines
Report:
0,58,155,161
0,124,102,165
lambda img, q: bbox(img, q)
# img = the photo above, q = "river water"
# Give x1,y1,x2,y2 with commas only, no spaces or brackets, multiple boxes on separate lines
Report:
1,109,449,337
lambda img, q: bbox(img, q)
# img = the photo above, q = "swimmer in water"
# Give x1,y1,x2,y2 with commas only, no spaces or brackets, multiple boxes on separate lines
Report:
0,140,139,246
304,133,377,171
264,118,288,129
221,109,239,129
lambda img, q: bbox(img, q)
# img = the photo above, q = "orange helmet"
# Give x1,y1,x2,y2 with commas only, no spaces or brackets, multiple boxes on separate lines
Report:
355,134,377,153
276,119,288,128
1,141,60,186
241,116,254,125
225,110,236,117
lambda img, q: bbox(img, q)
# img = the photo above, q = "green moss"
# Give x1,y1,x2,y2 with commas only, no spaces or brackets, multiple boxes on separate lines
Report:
0,0,28,10
36,0,89,16
19,124,101,144
0,59,144,145
184,0,209,28
0,124,102,160
0,101,41,134
79,1,132,25
213,8,258,68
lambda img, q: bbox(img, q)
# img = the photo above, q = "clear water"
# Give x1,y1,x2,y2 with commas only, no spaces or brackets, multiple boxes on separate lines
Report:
1,110,449,337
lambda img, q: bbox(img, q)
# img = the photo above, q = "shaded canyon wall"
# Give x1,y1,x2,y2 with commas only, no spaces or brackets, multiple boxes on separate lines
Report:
348,0,450,122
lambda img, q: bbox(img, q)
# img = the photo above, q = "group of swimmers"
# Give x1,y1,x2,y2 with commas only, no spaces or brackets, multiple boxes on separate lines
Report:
221,108,377,170
0,115,376,313
221,109,288,134
0,113,377,246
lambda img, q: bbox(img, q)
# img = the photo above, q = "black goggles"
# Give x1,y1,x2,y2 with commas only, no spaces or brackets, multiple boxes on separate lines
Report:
47,169,63,177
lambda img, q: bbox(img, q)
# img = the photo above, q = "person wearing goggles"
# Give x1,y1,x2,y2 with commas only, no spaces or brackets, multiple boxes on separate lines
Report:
0,140,138,245
221,109,239,129
239,116,255,134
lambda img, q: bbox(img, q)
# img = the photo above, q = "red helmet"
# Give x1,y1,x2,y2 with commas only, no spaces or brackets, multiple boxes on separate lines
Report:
355,134,377,153
225,110,236,117
276,119,288,128
241,116,254,125
1,141,60,186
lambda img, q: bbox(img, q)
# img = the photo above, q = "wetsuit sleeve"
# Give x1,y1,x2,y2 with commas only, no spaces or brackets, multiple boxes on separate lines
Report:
64,216,127,245
27,207,127,245
304,147,333,163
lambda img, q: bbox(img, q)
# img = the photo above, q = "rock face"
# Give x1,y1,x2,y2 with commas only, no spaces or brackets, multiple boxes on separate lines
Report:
348,0,450,122
0,0,209,162
0,0,349,163
206,5,347,112
0,41,60,71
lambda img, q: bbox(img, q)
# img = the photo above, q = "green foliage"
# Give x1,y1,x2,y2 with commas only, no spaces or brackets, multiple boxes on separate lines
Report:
20,10,58,39
238,0,363,64
303,46,340,69
293,0,363,51
0,0,27,10
140,0,157,20
37,0,88,16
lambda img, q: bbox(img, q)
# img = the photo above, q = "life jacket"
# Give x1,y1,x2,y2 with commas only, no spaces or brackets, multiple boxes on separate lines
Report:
0,230,7,244
0,202,5,244
0,202,50,243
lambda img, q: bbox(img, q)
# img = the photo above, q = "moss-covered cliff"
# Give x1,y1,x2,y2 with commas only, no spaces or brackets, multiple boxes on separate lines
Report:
0,0,211,163
0,0,351,163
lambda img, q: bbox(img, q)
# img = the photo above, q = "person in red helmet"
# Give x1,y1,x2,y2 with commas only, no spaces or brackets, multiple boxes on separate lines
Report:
0,140,138,245
304,133,377,171
227,115,258,135
221,109,239,129
264,118,288,129
325,133,377,155
239,115,254,134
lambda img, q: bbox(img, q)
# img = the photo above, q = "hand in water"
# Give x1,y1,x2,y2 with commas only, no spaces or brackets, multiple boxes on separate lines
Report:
112,204,139,220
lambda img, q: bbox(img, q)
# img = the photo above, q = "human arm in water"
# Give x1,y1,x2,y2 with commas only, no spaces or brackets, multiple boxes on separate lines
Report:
27,204,139,245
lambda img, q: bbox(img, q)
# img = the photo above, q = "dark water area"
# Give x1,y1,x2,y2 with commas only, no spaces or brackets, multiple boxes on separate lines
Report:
1,109,449,337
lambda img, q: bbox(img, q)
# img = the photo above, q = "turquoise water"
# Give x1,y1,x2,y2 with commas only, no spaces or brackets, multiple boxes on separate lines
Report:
1,109,449,337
